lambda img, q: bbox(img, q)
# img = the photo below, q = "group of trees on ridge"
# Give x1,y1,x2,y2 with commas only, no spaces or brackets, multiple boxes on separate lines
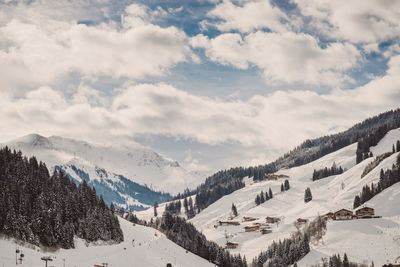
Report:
0,147,123,249
172,109,400,219
361,151,393,178
353,153,400,209
255,188,273,205
312,163,344,181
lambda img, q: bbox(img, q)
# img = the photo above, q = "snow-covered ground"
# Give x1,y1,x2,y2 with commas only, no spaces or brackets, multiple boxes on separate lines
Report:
5,129,399,267
156,128,400,266
0,217,214,267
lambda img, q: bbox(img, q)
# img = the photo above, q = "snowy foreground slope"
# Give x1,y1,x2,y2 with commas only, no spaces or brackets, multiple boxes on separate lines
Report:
2,134,203,210
0,217,214,267
138,128,400,266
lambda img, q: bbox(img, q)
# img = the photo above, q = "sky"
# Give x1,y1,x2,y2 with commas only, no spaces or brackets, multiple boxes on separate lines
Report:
0,0,400,174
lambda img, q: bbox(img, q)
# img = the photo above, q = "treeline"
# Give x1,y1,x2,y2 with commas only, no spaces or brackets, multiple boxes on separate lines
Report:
0,147,123,249
173,108,400,219
310,253,374,267
150,212,247,267
255,188,273,205
353,153,400,208
313,163,344,181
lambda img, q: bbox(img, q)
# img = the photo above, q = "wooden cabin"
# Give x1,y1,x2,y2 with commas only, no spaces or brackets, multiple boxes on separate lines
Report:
334,209,353,220
225,242,239,249
322,212,335,220
261,229,272,235
219,221,240,226
355,206,375,218
297,218,308,223
244,225,260,232
243,216,258,222
265,216,280,223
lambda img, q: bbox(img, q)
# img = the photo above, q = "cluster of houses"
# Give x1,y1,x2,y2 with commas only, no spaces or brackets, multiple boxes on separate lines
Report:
224,207,380,249
264,174,289,181
224,216,280,249
323,206,380,221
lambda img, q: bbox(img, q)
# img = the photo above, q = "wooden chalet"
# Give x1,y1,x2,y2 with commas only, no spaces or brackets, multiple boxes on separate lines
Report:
244,225,260,232
243,216,258,222
265,216,280,223
225,242,239,249
297,218,308,223
260,229,272,235
355,206,375,218
219,221,240,226
322,212,335,220
334,209,353,220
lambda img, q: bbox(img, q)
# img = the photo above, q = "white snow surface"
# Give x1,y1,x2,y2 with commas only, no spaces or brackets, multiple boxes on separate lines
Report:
0,217,214,267
176,129,400,266
2,134,203,194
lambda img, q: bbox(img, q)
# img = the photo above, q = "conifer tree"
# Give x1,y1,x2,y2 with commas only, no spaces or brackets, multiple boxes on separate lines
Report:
304,188,312,203
231,203,238,217
284,179,290,190
353,195,361,209
260,191,265,203
343,253,349,267
153,201,158,217
269,188,273,199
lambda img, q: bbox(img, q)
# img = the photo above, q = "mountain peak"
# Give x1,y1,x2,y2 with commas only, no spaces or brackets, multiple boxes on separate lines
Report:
14,133,53,149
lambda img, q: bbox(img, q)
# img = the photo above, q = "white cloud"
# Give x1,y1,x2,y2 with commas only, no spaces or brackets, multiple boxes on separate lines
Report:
0,1,193,91
293,0,400,44
192,31,360,86
207,0,292,33
1,54,400,160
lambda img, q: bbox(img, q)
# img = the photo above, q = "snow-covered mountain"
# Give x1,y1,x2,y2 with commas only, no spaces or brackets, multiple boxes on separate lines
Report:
0,216,214,267
137,128,400,266
2,134,203,210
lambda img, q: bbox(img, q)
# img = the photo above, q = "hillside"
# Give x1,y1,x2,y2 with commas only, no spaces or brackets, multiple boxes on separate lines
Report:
0,217,214,267
2,134,203,210
137,128,400,266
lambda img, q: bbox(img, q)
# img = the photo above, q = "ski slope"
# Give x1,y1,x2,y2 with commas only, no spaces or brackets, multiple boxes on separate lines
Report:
181,128,400,266
0,217,214,267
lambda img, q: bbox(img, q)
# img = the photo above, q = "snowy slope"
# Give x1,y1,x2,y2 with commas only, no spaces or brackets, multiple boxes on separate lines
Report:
0,217,214,267
3,134,202,194
176,128,400,265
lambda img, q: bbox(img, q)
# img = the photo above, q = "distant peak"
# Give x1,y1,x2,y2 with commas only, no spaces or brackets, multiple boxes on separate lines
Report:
25,134,52,148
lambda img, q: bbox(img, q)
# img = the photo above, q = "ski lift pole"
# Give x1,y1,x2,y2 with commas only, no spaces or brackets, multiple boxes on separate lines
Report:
41,256,53,267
